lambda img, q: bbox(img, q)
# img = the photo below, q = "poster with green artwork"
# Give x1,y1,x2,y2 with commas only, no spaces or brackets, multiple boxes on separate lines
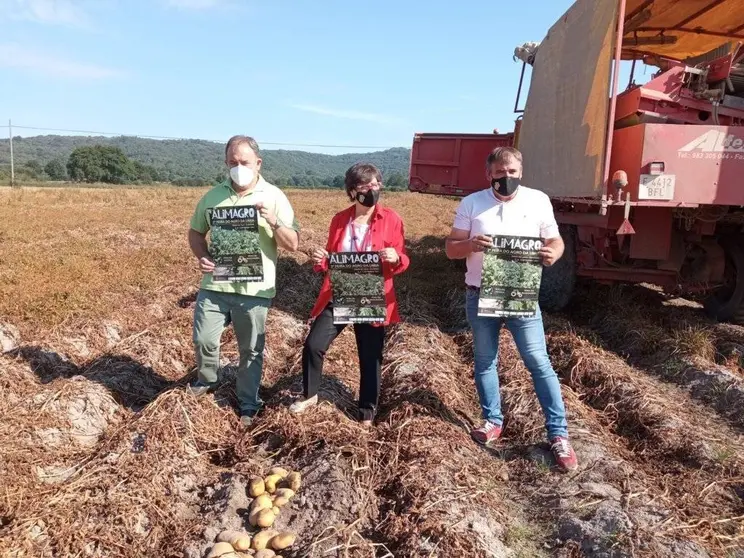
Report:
478,235,543,318
329,251,386,324
208,205,263,282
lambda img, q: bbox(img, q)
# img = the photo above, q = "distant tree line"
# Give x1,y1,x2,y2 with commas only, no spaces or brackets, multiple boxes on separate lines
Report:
262,169,408,190
0,135,412,189
6,146,216,186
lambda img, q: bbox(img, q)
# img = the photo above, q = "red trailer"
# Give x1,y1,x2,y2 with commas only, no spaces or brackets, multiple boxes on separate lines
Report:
408,132,514,197
408,0,744,323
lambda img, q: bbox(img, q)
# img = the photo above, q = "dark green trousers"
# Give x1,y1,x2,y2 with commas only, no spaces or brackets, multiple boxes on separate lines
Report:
192,289,270,414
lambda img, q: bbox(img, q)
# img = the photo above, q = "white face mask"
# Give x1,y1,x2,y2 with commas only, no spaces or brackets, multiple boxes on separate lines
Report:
229,165,255,187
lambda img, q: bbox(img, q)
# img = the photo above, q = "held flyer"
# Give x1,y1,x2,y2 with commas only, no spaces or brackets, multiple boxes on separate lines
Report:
478,235,543,318
208,205,264,283
329,251,386,324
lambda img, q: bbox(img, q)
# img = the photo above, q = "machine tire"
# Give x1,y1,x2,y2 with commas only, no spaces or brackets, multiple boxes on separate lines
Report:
704,237,744,324
539,225,577,312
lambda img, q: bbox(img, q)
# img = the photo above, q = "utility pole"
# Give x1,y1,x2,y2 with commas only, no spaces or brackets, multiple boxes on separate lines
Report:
9,119,15,187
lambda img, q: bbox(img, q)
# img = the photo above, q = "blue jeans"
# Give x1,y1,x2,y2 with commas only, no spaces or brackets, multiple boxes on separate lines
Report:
465,289,568,439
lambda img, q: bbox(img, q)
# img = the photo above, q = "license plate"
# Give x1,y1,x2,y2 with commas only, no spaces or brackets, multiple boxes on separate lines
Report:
638,174,675,200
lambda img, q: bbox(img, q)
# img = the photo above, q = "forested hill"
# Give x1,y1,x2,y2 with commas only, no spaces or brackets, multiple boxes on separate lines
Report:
0,135,411,187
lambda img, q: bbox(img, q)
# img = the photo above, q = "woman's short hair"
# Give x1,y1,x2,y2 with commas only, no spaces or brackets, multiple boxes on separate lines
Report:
344,163,382,200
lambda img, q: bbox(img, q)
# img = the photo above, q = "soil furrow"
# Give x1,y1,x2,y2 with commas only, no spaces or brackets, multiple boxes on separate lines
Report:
545,319,744,553
446,326,718,557
435,284,735,555
567,284,744,431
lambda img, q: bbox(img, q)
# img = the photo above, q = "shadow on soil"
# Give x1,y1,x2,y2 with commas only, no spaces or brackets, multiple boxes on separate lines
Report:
13,346,182,411
262,370,361,419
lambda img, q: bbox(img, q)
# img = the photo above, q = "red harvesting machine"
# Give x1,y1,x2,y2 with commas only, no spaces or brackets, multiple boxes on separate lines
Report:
408,0,744,323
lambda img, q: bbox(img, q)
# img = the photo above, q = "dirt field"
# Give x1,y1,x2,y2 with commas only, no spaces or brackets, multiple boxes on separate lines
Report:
1,186,743,557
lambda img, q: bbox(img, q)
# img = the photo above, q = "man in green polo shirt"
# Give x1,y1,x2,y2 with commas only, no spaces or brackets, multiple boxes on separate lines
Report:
187,135,300,426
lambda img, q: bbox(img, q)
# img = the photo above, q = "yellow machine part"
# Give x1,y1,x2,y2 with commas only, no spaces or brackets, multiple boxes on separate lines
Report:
623,0,744,61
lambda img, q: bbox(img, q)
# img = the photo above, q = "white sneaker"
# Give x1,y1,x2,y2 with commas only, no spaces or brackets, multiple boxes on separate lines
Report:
289,395,318,414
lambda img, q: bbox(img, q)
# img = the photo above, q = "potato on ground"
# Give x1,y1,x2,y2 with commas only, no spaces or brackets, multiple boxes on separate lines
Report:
216,530,241,543
273,496,290,508
285,472,301,492
270,532,296,551
248,497,271,527
217,530,251,551
232,536,252,551
264,474,282,494
250,494,273,513
254,550,276,558
274,488,294,500
257,507,276,528
248,476,266,497
248,506,274,528
207,542,236,558
269,467,289,478
252,530,276,550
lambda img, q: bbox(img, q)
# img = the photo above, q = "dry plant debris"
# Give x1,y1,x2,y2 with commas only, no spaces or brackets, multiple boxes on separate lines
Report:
0,187,742,557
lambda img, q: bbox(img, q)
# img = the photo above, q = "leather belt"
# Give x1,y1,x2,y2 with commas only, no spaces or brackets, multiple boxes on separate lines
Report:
466,284,480,293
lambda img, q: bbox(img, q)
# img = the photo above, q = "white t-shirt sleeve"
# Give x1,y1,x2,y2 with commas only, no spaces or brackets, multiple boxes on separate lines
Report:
452,197,472,232
539,194,560,239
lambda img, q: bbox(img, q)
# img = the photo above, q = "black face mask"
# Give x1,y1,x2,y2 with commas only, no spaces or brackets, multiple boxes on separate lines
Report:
356,189,380,207
492,176,520,197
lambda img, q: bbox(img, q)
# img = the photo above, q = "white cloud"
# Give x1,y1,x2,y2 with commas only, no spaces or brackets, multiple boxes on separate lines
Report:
288,103,404,125
1,0,91,27
0,43,126,79
164,0,226,9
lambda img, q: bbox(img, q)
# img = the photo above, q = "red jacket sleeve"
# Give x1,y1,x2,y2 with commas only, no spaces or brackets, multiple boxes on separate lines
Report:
385,213,409,276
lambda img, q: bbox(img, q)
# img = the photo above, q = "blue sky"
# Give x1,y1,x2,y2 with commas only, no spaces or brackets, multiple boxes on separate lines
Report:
1,0,579,154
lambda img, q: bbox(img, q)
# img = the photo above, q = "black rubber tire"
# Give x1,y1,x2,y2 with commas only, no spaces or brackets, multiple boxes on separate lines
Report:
539,225,577,313
704,237,744,324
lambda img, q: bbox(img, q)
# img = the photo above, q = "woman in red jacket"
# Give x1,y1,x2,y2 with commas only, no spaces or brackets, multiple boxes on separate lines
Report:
289,163,409,425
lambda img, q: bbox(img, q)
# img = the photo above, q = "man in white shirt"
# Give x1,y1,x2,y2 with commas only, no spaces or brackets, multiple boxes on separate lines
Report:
445,146,577,472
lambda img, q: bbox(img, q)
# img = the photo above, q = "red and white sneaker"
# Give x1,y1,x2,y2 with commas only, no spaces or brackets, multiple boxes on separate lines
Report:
471,421,503,446
550,436,578,472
